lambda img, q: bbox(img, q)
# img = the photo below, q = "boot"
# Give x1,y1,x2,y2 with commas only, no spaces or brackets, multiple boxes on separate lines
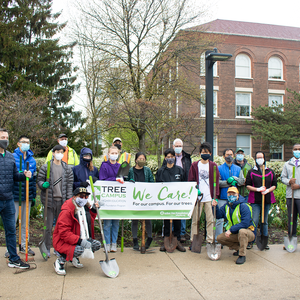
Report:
145,237,152,249
133,238,139,251
176,240,186,252
236,256,246,264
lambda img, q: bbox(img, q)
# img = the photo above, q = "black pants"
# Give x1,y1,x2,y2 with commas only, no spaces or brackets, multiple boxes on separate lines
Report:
286,198,300,236
164,219,181,241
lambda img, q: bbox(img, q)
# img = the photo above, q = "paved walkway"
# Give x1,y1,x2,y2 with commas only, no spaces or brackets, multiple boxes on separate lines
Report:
0,244,300,300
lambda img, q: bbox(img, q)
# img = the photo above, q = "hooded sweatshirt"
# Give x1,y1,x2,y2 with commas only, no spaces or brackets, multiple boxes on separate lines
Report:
99,160,120,181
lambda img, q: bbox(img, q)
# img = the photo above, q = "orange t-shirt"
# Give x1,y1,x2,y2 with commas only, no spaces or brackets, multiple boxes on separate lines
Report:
62,147,69,164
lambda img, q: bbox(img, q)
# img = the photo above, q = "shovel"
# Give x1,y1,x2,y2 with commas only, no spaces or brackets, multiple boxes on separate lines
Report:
256,167,268,251
164,219,177,253
89,176,119,278
207,165,222,261
284,166,297,252
39,161,50,261
191,194,203,253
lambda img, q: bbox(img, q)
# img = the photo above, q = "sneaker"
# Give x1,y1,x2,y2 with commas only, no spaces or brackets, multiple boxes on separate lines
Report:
20,246,35,256
54,258,66,275
110,243,117,252
176,241,186,252
265,245,270,250
104,244,110,253
145,237,153,249
72,257,83,268
246,243,253,250
54,250,61,257
236,256,246,265
4,250,9,258
47,249,51,258
8,259,30,269
160,244,166,252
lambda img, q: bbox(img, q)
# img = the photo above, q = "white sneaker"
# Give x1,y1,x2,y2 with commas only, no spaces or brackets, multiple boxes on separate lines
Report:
53,258,66,276
104,244,110,253
111,243,117,252
72,257,83,268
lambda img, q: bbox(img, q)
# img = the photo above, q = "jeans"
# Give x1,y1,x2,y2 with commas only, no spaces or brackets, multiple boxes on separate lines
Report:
251,203,271,237
215,199,227,242
0,199,20,262
103,219,120,244
180,219,186,236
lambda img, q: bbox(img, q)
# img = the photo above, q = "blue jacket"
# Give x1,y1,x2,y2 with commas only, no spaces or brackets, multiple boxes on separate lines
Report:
0,151,26,201
72,147,99,190
219,163,241,199
13,148,37,201
216,196,255,235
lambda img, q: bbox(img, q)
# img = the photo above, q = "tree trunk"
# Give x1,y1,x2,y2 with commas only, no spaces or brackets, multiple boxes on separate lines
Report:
138,130,146,152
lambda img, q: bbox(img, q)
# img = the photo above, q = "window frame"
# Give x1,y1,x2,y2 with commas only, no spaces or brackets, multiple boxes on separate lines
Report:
270,143,284,161
235,54,251,79
236,135,251,156
268,56,283,80
235,92,251,118
200,87,218,117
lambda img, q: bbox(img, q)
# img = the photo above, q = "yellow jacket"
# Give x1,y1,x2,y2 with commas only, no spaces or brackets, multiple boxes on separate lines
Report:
45,146,79,167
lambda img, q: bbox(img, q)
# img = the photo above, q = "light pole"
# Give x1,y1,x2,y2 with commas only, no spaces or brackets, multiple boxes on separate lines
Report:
205,48,232,161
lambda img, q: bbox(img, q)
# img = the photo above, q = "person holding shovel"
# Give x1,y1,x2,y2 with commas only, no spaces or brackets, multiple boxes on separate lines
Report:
156,148,186,252
52,186,101,275
212,187,255,264
127,152,154,250
37,145,74,258
188,142,220,249
281,144,300,248
246,151,277,250
0,128,32,269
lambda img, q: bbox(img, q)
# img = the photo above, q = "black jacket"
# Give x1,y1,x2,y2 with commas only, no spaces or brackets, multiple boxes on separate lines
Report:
0,151,26,201
162,150,191,181
156,164,186,182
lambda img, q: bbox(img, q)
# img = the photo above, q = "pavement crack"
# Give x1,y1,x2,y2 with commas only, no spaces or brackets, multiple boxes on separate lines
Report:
61,275,66,300
166,253,206,299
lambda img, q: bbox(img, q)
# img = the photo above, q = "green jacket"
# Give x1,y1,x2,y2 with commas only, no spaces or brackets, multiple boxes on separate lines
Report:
127,166,154,183
234,159,252,197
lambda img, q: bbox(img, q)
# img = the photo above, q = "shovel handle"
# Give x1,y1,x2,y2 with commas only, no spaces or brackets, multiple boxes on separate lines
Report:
18,155,22,250
262,167,265,223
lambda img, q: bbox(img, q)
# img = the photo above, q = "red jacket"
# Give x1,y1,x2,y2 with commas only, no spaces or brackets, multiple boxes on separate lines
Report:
188,160,220,198
53,198,96,261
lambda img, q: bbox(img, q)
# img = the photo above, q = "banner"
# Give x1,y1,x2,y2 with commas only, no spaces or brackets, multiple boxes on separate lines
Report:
87,180,198,219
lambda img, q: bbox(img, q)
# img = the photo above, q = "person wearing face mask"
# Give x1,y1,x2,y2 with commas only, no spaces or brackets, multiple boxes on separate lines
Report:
99,146,121,252
0,129,32,269
156,148,186,252
216,149,245,242
127,152,154,250
233,148,252,202
8,136,37,258
52,185,101,275
103,137,131,166
212,187,255,264
281,144,300,249
188,142,220,248
38,145,74,258
45,133,79,167
246,151,277,250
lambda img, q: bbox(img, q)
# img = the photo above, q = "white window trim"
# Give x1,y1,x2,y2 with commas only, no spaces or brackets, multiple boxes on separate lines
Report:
213,135,218,157
235,54,251,79
235,92,252,119
268,56,283,80
235,87,253,93
200,89,218,117
270,144,284,161
268,89,285,94
236,134,252,156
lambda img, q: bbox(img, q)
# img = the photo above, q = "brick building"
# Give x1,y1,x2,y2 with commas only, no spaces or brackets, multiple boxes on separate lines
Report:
174,19,300,160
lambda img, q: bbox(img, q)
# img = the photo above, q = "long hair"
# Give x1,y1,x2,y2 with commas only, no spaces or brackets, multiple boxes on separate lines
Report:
255,151,266,175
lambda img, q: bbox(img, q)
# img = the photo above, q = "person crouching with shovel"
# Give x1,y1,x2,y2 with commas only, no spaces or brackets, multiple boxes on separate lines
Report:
212,187,255,264
52,186,101,275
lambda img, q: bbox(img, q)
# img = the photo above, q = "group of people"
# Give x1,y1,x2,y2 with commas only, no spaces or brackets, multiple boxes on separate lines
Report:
1,127,300,274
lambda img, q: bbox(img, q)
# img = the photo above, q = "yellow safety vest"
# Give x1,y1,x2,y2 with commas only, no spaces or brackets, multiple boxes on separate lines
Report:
103,152,131,164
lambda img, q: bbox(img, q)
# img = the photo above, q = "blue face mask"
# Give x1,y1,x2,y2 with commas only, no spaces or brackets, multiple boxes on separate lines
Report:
21,143,30,152
174,147,182,154
228,195,237,203
293,150,300,159
236,154,244,161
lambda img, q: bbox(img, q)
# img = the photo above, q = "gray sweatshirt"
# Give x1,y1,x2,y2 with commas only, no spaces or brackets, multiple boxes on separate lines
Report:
281,157,300,199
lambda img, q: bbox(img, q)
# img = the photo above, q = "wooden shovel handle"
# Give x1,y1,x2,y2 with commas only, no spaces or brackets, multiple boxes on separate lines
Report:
262,167,265,223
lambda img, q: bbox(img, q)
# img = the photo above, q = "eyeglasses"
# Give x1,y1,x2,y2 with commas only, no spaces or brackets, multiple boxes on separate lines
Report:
78,194,89,199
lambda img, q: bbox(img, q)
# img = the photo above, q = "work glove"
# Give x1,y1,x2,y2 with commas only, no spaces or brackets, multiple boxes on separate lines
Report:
92,176,98,183
42,182,50,189
116,176,124,184
80,181,89,188
227,177,237,186
256,186,266,192
31,198,36,207
80,239,92,249
88,238,101,252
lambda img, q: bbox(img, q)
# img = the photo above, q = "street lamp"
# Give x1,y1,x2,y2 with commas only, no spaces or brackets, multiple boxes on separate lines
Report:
205,48,232,161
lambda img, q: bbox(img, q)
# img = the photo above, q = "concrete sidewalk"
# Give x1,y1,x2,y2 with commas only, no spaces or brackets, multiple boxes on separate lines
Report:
0,244,300,300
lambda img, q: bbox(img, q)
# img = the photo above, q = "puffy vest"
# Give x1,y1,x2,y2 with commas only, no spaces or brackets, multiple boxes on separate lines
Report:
103,152,131,164
219,163,241,199
225,203,255,231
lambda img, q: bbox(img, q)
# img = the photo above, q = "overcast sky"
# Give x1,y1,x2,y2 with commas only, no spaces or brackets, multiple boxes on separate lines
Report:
51,0,300,109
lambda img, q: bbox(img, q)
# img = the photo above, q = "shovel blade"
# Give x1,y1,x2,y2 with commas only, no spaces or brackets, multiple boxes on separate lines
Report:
164,236,177,253
284,236,297,253
206,243,222,261
256,234,268,251
191,234,203,253
99,258,119,278
38,240,48,261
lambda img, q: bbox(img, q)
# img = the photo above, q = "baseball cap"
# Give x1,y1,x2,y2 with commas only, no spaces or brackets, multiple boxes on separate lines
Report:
227,186,239,194
58,133,68,139
73,186,91,196
113,137,122,143
236,148,244,153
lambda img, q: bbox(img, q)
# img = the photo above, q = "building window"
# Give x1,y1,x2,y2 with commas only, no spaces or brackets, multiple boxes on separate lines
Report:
200,90,217,117
236,135,251,156
213,135,217,156
268,56,283,80
200,52,217,77
270,143,283,160
269,94,283,107
235,54,251,78
236,93,251,117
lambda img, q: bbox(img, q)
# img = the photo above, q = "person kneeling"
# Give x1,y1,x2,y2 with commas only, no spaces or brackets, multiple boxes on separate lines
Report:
212,187,255,264
52,186,101,275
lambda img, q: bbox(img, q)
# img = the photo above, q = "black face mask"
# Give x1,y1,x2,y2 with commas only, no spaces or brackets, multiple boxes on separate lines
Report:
0,140,9,150
201,154,211,161
83,158,92,163
225,155,233,163
114,144,121,150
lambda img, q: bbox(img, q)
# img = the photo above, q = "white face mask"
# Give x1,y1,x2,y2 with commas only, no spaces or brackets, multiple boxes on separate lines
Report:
75,197,88,207
59,140,68,147
256,158,264,166
54,153,64,161
110,154,118,161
